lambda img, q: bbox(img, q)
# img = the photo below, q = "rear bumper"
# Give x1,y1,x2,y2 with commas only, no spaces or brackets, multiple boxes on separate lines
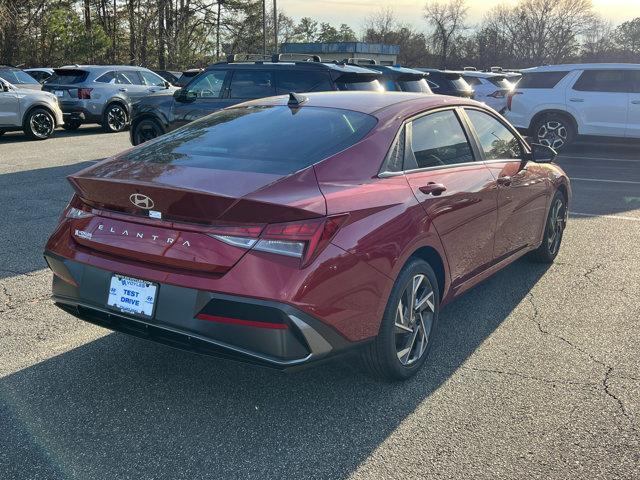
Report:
45,252,357,370
59,103,102,124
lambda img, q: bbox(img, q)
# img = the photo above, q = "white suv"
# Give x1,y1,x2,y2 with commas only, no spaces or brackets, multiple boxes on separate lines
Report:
506,63,640,150
456,71,515,113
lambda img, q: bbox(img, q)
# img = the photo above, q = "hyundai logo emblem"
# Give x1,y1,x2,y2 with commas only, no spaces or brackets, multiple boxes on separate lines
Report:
129,193,154,210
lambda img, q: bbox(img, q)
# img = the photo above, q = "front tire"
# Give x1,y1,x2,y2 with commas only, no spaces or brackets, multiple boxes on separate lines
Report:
532,113,576,151
102,103,128,133
361,258,440,381
24,108,56,140
528,190,567,263
132,118,164,145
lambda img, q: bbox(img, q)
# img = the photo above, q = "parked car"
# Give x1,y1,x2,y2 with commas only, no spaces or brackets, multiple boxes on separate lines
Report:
153,70,182,86
415,69,474,98
175,68,204,87
42,65,175,132
506,63,640,150
45,91,570,380
364,64,432,93
25,67,54,84
129,55,383,145
0,65,42,91
456,71,514,113
0,78,63,140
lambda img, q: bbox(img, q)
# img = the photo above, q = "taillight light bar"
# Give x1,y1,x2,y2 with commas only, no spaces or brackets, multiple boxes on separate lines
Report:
506,91,522,110
209,215,348,267
63,195,93,220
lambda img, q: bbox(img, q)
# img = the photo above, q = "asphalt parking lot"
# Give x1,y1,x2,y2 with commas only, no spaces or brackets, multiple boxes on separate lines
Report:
1,127,638,479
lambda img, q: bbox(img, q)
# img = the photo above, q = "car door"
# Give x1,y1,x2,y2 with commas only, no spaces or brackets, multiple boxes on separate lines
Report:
568,69,629,136
0,82,20,126
116,70,148,102
139,70,170,94
403,108,499,288
625,69,640,138
463,108,549,259
171,69,231,128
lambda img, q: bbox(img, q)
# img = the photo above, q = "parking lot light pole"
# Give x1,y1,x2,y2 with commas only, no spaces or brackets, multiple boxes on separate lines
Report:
263,0,267,55
273,0,278,53
217,0,225,61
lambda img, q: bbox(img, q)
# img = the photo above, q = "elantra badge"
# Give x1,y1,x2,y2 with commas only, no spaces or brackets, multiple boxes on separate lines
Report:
129,193,154,210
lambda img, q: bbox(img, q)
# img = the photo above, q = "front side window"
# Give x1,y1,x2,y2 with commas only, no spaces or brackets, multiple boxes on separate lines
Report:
140,70,166,87
118,106,377,175
573,69,627,93
229,71,274,99
466,109,521,160
627,70,640,93
185,70,227,98
409,110,474,168
275,70,332,94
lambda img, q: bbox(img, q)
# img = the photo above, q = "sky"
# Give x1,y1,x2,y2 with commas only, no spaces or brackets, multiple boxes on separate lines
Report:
279,0,640,32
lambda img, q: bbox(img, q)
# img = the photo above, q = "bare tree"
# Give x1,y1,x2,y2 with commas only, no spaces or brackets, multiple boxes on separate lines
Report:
423,0,468,68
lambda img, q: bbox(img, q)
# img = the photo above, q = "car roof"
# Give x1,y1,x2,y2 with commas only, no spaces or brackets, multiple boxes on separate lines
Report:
522,63,640,72
235,91,480,117
206,61,380,75
58,65,150,71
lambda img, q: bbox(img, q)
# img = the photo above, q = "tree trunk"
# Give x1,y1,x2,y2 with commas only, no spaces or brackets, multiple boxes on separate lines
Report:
128,0,136,64
158,0,166,69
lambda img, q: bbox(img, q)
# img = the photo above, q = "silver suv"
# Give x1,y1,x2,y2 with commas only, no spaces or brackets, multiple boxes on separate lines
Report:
0,78,63,140
42,65,175,133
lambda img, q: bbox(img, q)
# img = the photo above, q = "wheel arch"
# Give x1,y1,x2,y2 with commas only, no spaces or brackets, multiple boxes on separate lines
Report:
102,98,130,117
407,245,447,301
529,109,578,134
22,103,56,127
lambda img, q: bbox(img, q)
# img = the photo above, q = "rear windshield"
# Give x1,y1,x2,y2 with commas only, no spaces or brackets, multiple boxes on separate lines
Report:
397,78,431,93
120,106,378,174
488,76,513,90
335,76,383,91
47,70,89,84
517,71,568,89
0,69,39,85
448,75,472,92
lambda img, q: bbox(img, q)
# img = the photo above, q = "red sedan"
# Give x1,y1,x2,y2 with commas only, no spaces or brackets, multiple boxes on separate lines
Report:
45,91,570,380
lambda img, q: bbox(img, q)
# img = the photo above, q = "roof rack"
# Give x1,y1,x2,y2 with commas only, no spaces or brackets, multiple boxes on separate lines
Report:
226,53,274,63
272,53,322,63
342,58,378,66
463,66,477,71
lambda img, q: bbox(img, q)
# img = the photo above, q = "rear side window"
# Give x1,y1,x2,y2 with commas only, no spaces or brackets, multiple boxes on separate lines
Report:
409,110,474,169
517,71,568,89
43,69,88,84
465,109,521,160
96,71,116,83
628,70,640,93
573,70,627,93
119,106,377,175
229,71,275,99
275,70,332,94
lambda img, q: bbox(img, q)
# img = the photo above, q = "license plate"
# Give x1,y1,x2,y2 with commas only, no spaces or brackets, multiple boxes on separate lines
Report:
107,275,157,318
54,90,64,97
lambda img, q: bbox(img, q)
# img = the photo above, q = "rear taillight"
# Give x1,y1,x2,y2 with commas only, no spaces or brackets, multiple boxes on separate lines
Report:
488,90,506,98
506,91,522,110
77,88,92,99
209,215,348,267
63,196,93,220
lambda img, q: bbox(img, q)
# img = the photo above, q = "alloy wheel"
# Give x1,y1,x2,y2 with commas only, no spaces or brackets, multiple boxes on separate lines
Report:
29,112,54,139
537,121,568,150
547,197,565,255
107,106,127,131
394,274,435,366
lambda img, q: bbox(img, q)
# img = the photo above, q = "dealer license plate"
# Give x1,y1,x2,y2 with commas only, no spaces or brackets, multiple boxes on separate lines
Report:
107,275,157,318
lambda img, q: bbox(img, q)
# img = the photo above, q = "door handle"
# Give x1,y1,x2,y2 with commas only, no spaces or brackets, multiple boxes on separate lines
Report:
118,88,128,92
569,98,584,102
631,100,640,105
497,176,512,186
419,183,447,196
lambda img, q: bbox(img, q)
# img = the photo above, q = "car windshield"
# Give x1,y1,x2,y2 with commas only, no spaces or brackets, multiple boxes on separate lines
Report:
0,69,39,85
398,78,431,93
120,106,378,175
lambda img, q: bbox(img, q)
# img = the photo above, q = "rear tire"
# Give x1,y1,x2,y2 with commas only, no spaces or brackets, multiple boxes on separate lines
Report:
528,190,567,263
132,118,164,145
532,113,576,151
24,107,56,140
102,103,128,133
62,120,82,131
361,258,440,381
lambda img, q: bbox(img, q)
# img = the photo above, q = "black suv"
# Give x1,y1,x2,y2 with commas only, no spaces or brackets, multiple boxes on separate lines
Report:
129,54,383,145
416,69,474,98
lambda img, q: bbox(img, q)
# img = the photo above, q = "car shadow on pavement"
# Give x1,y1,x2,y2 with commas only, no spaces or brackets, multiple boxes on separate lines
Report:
0,161,98,279
0,260,550,480
0,126,119,143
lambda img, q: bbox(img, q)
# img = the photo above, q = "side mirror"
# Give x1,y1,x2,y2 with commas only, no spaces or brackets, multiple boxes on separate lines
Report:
1,83,8,92
529,143,557,163
164,80,171,89
173,88,196,102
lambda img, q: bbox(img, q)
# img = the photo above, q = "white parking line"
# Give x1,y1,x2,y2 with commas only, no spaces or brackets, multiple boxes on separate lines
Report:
559,156,640,163
570,177,640,185
570,211,640,222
